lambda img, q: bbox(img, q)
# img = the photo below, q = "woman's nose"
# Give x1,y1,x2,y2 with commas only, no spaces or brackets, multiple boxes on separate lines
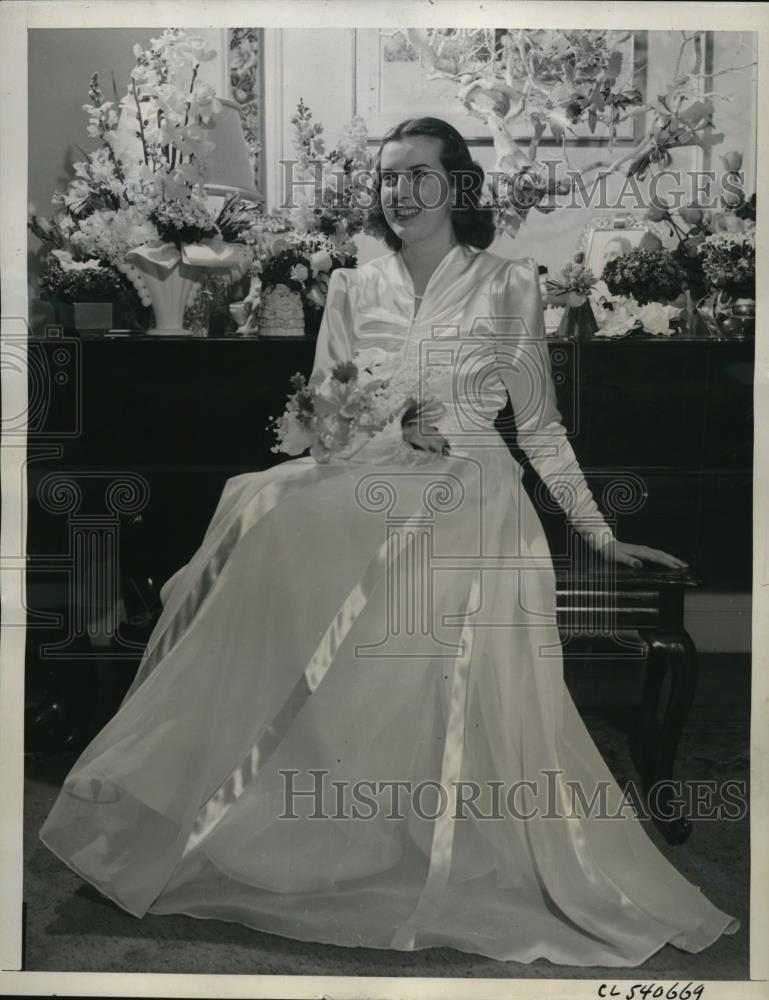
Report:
396,174,412,202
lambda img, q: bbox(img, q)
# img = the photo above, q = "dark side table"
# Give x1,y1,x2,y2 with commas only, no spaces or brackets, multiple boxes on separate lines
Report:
555,559,703,845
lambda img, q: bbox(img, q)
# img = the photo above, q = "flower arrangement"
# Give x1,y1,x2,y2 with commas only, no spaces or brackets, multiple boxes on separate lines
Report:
642,152,756,300
50,31,226,247
270,348,448,464
697,231,755,300
601,247,686,305
594,299,683,339
28,29,258,333
258,235,353,301
547,262,598,306
406,29,645,151
229,220,357,336
546,261,599,339
222,100,369,336
401,28,754,239
29,216,151,327
39,251,130,303
288,99,374,256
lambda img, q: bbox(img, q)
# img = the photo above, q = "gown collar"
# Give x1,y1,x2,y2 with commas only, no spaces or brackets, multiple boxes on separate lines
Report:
392,244,472,316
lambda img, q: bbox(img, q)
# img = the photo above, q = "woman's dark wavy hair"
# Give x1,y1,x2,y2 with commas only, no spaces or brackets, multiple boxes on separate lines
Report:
366,117,495,251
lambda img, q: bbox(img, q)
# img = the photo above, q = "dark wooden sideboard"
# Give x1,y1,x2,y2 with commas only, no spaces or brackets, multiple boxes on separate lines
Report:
24,332,753,597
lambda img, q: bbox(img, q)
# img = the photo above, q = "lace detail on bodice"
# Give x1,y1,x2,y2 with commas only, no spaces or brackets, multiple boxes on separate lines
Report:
399,324,509,443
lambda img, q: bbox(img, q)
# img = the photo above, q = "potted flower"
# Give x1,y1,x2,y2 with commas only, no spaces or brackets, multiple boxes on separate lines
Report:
696,230,755,339
37,251,146,334
255,232,355,337
593,247,687,338
29,208,151,331
222,100,367,338
601,247,687,307
642,157,756,336
546,261,599,340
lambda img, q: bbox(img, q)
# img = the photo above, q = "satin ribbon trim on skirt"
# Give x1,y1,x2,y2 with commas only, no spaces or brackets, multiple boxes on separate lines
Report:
181,504,450,858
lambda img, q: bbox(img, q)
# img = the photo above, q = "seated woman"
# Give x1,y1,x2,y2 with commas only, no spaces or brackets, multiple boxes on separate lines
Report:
39,117,739,967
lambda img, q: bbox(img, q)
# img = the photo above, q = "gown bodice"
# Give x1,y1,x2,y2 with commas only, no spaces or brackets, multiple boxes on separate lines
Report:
312,244,616,553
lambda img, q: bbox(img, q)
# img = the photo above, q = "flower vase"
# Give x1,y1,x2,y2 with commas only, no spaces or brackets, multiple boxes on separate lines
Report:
731,296,756,339
258,284,306,338
696,290,755,340
557,299,598,341
53,301,113,335
127,256,204,337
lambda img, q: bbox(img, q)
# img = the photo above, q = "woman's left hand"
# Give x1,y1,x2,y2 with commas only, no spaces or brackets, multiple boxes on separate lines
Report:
599,539,689,570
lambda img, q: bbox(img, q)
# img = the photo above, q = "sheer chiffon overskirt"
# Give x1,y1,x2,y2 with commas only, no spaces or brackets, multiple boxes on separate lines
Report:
38,436,739,964
39,248,740,966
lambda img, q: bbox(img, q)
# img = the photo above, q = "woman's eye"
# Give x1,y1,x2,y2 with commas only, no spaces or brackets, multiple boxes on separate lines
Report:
381,173,396,186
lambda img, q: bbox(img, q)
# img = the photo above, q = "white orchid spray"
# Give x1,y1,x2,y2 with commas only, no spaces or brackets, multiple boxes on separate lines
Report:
29,30,263,319
399,28,756,238
119,29,222,240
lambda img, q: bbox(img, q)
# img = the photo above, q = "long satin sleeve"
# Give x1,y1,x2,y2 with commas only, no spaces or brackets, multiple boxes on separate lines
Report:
310,268,359,380
491,258,616,552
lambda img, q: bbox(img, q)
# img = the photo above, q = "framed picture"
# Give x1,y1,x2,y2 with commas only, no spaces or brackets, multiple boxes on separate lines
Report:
578,214,668,293
354,28,647,144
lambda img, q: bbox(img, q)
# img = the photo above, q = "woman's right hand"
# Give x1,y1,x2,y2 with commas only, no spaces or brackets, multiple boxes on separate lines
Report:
402,421,451,456
401,400,451,456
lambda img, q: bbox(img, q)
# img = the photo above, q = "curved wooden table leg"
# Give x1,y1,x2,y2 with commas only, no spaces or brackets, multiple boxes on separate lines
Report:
636,628,699,845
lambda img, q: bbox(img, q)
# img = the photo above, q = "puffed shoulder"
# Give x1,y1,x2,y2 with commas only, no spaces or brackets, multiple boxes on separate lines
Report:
324,267,360,310
327,266,359,288
486,253,539,282
483,253,544,338
486,253,540,299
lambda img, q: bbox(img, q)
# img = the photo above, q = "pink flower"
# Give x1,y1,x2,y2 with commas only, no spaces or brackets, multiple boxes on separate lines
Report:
678,206,703,226
644,203,670,223
721,189,745,210
720,151,743,172
638,232,663,252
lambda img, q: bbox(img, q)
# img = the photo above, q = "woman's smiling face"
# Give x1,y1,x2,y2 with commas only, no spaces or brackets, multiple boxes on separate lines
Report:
379,135,454,247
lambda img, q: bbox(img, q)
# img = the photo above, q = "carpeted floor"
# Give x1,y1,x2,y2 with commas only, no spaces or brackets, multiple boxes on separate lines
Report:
22,653,750,979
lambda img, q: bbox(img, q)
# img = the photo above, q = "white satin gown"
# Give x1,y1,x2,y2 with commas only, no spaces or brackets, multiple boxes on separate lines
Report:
39,245,740,965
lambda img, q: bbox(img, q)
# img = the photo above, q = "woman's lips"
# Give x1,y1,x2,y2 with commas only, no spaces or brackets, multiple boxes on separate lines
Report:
392,207,422,221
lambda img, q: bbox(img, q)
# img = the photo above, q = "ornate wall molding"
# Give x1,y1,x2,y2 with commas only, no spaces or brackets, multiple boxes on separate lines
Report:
228,28,263,197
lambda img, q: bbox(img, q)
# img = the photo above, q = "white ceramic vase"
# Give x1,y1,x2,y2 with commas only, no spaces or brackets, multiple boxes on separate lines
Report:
128,257,203,337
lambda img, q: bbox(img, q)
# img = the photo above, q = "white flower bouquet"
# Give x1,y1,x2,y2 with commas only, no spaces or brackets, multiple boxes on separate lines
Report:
594,297,682,338
269,348,450,464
